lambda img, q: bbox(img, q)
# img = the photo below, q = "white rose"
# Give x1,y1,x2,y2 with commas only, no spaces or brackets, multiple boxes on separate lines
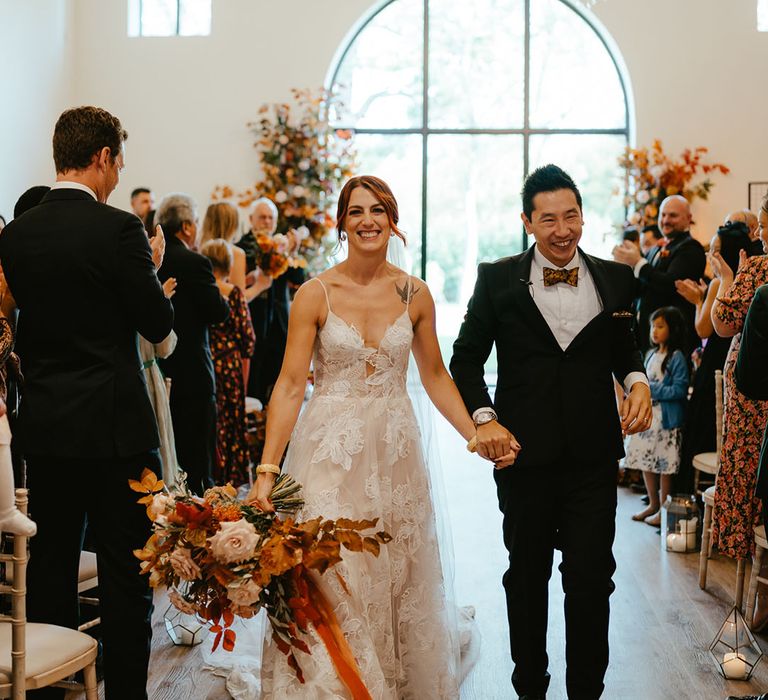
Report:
636,189,651,204
275,190,288,204
278,135,289,145
149,493,173,521
292,186,305,198
169,548,202,581
272,233,290,255
226,578,263,607
208,520,260,564
294,225,310,242
298,159,311,171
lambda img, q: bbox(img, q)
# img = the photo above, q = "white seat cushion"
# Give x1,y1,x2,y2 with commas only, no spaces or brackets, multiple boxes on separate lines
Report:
703,485,716,505
0,622,97,683
78,551,98,583
693,451,719,475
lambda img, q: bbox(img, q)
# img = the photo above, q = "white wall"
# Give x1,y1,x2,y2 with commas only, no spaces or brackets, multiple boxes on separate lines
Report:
0,0,74,219
3,0,767,244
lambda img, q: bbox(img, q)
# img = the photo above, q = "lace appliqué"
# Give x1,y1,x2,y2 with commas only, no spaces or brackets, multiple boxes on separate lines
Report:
309,403,364,470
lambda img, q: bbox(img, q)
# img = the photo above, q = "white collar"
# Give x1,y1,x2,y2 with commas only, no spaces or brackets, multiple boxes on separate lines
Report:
51,181,97,200
532,245,581,271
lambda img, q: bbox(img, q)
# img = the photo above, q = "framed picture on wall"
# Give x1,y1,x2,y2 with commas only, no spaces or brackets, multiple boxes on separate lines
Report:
749,182,768,210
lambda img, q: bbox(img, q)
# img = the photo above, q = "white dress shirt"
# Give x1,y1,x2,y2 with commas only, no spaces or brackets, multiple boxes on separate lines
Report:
472,246,647,422
51,181,97,200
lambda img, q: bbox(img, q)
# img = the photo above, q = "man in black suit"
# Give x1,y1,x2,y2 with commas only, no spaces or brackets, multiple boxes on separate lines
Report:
451,165,650,700
155,193,229,494
0,106,174,699
237,197,304,403
729,284,768,700
613,195,705,354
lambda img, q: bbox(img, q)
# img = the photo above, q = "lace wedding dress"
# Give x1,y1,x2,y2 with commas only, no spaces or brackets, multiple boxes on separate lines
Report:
259,276,464,700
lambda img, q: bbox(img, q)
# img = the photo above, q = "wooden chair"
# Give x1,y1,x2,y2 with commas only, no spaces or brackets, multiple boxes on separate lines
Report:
693,369,724,496
0,489,98,698
745,525,768,629
697,370,725,591
77,551,99,632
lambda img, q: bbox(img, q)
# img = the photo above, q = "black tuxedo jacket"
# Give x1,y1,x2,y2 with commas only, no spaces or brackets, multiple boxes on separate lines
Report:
0,188,174,458
637,233,705,351
450,247,645,468
157,234,229,398
735,284,768,499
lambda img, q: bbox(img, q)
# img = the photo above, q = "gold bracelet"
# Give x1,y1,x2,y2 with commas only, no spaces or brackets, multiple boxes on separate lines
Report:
255,463,280,475
467,436,478,453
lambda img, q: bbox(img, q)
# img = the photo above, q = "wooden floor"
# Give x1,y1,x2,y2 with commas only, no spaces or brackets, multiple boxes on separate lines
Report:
69,418,768,699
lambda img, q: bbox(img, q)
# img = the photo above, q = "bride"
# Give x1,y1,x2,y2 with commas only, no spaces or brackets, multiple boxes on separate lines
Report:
248,175,517,699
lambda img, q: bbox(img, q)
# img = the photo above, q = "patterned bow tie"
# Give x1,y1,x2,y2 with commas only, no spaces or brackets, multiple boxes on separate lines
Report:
543,266,579,287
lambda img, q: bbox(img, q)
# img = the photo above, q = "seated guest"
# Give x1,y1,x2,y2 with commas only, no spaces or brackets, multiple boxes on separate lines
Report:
156,193,229,495
674,220,755,492
131,186,154,233
200,239,256,486
14,186,51,220
709,193,768,619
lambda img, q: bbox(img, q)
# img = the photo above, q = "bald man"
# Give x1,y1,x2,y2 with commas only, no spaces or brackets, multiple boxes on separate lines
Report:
613,195,706,352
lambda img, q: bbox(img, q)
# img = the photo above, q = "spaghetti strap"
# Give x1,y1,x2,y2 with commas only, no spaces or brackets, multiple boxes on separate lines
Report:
312,277,331,312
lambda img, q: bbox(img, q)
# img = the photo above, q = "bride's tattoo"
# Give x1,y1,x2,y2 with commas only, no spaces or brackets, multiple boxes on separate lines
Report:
395,279,420,305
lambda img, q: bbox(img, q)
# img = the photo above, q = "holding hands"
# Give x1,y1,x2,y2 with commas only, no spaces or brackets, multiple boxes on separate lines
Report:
473,420,521,469
619,382,652,435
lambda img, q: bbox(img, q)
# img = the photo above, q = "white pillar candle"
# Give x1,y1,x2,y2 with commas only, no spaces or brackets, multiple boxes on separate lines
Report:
666,533,687,552
722,652,748,680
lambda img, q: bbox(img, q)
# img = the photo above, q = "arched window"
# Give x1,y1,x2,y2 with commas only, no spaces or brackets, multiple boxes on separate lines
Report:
330,0,630,290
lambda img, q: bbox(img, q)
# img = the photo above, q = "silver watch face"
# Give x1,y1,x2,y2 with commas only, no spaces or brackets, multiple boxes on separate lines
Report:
475,411,496,425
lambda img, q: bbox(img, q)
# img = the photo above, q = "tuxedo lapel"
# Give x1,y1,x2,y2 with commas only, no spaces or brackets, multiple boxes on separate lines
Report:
565,251,613,352
509,247,561,351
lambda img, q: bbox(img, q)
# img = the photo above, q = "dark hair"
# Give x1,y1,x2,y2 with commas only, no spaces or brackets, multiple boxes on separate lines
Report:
14,186,51,219
336,175,404,243
716,220,753,272
521,164,582,220
649,306,687,374
642,224,662,240
131,187,151,199
52,106,127,173
622,228,640,243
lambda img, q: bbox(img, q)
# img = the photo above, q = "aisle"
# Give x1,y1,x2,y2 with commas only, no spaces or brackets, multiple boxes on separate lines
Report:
69,416,768,700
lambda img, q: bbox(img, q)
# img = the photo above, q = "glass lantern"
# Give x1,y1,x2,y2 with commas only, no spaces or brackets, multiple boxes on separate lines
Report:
164,603,208,646
710,605,763,680
661,494,699,553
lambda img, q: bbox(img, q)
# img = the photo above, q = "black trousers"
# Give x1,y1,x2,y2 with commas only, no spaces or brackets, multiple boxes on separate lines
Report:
248,322,287,404
26,451,158,700
169,393,216,495
494,458,618,700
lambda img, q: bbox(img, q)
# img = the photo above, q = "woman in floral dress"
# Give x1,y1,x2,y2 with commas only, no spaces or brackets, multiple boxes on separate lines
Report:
711,211,768,563
201,239,256,486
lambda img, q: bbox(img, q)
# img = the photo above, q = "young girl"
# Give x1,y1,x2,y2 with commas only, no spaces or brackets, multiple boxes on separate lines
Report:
628,306,690,526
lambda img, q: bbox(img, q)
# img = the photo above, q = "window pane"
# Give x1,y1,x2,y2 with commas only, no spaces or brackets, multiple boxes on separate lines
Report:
333,0,424,129
141,0,178,36
429,0,524,128
353,134,423,276
529,0,626,129
760,0,768,31
179,0,211,36
529,134,626,258
427,135,524,370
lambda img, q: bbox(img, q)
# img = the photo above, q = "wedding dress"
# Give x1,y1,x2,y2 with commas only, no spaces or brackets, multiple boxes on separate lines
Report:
258,275,463,699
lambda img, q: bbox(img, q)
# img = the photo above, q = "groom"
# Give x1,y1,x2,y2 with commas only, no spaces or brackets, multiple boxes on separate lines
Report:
451,165,651,700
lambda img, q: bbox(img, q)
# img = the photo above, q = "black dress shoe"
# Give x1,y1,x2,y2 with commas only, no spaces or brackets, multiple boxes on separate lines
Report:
726,694,768,699
518,695,546,700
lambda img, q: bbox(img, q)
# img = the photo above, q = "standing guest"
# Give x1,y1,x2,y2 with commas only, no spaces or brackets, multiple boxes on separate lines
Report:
156,193,229,495
675,220,754,492
0,215,4,233
627,307,690,525
640,223,663,258
201,202,248,291
238,197,304,403
726,209,763,257
13,185,51,220
130,186,154,232
622,227,641,253
201,239,256,485
613,195,706,354
710,193,768,611
451,164,650,700
0,106,174,700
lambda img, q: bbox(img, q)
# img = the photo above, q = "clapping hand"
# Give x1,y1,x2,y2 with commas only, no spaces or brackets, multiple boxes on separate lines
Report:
150,225,166,270
675,278,707,306
708,249,745,286
612,240,642,267
162,277,177,299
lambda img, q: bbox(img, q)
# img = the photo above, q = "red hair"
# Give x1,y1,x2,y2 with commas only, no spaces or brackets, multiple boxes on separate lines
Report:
336,175,405,243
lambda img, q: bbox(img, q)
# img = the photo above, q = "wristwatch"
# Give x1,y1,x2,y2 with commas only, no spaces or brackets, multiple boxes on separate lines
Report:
473,409,498,426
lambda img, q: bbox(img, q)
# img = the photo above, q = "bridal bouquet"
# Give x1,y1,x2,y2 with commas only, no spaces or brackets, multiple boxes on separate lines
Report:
251,229,307,279
131,469,390,693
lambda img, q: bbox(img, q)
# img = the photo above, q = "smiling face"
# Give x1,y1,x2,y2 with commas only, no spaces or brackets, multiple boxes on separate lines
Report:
343,187,392,255
658,196,692,238
521,188,583,267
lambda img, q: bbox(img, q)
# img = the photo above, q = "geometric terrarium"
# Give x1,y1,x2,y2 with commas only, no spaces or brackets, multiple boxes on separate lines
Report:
709,605,763,680
164,603,209,647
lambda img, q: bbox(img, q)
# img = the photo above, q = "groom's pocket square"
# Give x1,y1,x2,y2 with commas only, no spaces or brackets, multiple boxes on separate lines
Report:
611,311,634,319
